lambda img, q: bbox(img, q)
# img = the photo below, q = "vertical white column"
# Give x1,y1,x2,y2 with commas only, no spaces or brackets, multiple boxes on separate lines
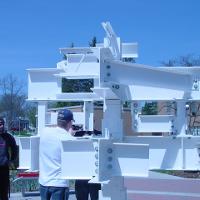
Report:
176,100,187,136
94,78,100,87
99,177,127,200
100,100,125,199
131,101,142,133
30,136,40,171
37,101,47,135
175,100,187,169
83,101,94,131
102,99,123,140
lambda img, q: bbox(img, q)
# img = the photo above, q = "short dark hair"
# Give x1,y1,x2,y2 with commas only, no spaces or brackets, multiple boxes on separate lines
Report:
57,119,68,128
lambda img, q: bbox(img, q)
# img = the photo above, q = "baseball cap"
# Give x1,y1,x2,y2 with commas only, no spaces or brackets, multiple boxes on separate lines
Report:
57,109,74,122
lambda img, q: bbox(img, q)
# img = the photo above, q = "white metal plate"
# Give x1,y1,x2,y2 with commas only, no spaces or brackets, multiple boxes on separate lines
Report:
98,139,149,181
61,139,96,179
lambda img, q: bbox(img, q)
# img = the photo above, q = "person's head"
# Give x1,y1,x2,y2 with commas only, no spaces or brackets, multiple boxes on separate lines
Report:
0,118,5,133
57,109,74,131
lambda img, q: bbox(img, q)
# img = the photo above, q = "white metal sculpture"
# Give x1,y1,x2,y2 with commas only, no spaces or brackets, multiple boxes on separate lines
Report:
19,22,200,199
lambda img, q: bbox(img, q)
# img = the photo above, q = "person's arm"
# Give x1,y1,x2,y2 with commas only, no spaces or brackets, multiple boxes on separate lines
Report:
7,134,18,163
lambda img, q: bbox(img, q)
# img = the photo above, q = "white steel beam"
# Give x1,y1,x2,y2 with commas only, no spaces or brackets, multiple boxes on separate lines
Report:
125,136,200,170
99,177,127,200
175,100,187,136
37,101,47,135
100,58,192,100
125,173,200,200
102,100,123,139
83,101,94,131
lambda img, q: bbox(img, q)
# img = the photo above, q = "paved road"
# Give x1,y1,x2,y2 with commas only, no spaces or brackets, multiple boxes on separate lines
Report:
10,193,76,200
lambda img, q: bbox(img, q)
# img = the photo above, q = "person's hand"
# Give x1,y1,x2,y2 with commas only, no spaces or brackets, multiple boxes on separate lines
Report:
9,161,15,169
69,127,76,136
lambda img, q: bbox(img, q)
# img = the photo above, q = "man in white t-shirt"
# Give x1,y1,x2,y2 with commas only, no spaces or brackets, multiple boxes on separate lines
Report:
39,109,74,200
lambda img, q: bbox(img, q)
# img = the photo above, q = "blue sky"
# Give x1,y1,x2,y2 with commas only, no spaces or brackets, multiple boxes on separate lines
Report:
0,0,200,84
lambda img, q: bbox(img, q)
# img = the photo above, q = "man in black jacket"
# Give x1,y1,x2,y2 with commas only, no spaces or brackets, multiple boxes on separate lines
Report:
0,118,18,200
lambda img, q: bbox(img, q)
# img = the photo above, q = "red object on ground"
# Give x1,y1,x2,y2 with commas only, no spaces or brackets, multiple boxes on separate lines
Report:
17,172,39,178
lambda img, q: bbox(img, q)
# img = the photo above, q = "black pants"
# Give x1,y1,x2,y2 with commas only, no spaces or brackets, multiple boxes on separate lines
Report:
0,166,9,200
75,180,101,200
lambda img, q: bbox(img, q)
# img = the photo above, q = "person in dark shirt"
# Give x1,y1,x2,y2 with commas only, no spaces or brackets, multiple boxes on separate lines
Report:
0,118,18,200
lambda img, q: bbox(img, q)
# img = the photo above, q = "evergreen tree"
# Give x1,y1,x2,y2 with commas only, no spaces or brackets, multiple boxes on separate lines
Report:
142,102,157,115
89,36,97,47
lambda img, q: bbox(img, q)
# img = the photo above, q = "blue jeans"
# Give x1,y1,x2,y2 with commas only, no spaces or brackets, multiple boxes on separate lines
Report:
40,184,69,200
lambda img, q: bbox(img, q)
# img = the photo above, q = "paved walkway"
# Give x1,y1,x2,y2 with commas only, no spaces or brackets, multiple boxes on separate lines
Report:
10,193,76,200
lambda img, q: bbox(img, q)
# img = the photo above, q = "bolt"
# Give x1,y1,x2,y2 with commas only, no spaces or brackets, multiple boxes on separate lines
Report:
107,148,113,154
194,84,198,89
95,146,98,152
95,153,98,159
106,65,111,69
115,85,119,89
95,161,99,166
107,72,111,77
95,169,98,174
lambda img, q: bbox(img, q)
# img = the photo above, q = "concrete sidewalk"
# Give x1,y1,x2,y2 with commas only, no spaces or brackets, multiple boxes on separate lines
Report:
10,193,76,200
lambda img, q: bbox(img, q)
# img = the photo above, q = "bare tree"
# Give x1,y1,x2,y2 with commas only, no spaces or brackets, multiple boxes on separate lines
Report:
25,103,37,128
161,55,200,132
0,74,26,129
161,54,200,67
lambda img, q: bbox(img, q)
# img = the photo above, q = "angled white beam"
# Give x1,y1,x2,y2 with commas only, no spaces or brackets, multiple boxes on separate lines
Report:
103,60,191,91
100,58,192,100
102,22,121,59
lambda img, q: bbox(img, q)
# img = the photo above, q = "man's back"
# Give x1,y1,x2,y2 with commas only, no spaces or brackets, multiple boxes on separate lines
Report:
39,127,73,187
